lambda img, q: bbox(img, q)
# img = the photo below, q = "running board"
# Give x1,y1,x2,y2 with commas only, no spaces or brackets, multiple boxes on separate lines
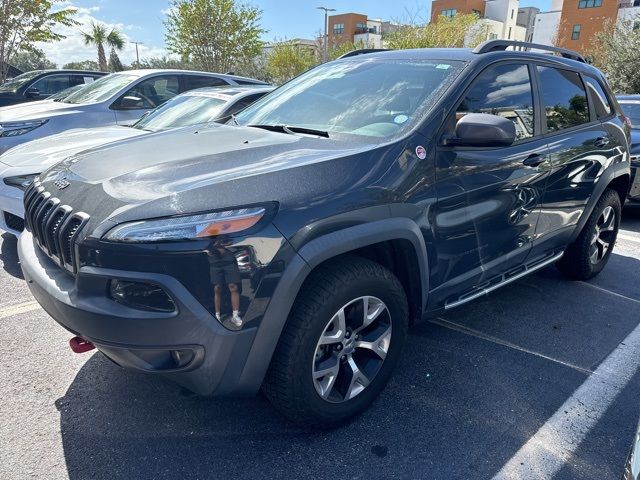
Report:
444,251,564,310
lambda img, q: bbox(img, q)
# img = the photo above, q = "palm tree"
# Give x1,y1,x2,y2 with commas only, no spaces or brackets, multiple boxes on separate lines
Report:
82,22,125,71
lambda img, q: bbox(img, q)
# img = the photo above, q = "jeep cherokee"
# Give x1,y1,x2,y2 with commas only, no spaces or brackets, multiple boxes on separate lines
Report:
18,41,631,426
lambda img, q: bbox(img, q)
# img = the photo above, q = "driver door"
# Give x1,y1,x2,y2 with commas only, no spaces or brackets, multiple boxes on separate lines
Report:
112,75,180,125
432,62,551,302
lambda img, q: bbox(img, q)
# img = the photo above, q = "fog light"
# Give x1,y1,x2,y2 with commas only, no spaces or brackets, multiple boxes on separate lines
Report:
109,280,176,312
171,349,195,368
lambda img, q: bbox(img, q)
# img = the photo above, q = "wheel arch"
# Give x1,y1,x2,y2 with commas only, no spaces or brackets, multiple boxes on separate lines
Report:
235,217,429,395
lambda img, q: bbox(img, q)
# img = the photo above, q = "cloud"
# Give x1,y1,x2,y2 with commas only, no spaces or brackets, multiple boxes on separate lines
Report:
36,2,170,68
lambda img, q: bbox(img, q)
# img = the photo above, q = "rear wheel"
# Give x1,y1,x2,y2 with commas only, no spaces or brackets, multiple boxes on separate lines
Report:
262,256,408,427
556,188,621,280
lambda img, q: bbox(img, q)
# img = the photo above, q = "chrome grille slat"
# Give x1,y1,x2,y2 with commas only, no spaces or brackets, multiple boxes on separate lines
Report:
23,187,89,275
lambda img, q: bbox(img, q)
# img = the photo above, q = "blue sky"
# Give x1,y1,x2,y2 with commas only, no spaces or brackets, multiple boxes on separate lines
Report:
41,0,552,66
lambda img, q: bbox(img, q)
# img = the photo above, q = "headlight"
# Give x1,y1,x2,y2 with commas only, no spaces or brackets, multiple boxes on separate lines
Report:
104,207,268,242
0,119,48,137
3,173,38,191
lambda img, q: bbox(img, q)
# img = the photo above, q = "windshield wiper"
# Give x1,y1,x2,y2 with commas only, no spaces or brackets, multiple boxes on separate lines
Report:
248,124,329,138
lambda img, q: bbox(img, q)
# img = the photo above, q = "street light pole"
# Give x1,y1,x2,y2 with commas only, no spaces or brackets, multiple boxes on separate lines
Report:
317,6,336,62
131,41,143,68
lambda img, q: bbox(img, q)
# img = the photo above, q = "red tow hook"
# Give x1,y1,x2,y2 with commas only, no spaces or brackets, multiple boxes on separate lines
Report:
69,336,96,353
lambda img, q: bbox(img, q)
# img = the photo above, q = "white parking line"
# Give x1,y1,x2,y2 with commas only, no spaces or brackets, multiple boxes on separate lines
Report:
431,317,593,374
0,301,41,320
618,232,640,244
579,281,640,304
492,321,640,479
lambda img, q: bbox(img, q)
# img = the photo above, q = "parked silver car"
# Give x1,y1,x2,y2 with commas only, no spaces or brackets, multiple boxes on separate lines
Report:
0,85,274,235
0,69,267,155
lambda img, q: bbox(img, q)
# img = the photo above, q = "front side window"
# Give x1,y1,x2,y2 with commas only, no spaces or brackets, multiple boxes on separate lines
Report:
31,75,71,95
456,63,534,140
116,75,180,109
578,0,602,8
537,66,590,132
236,59,464,140
571,24,581,40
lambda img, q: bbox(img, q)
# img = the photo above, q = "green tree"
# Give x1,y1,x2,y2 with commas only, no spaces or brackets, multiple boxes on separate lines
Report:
11,48,56,71
137,55,194,70
328,40,367,61
81,21,125,72
265,40,317,84
63,59,100,70
108,47,124,72
165,0,266,73
0,0,77,82
593,18,640,93
385,13,487,50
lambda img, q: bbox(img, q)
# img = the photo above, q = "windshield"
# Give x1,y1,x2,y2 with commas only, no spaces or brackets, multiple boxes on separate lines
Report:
619,102,640,129
63,74,137,104
133,92,229,131
236,58,464,139
0,71,42,92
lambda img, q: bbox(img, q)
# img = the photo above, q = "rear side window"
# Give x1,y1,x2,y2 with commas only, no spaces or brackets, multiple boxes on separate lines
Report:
456,63,534,141
183,75,228,91
583,76,612,118
537,66,590,132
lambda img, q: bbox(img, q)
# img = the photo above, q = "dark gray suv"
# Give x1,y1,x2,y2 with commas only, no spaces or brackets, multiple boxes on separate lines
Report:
18,41,631,426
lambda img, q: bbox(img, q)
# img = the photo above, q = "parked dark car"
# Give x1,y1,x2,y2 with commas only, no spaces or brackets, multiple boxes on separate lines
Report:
615,95,640,205
18,41,631,426
0,70,107,107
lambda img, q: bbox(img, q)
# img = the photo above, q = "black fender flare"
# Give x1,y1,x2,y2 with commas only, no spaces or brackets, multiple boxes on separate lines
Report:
235,217,429,395
569,163,629,244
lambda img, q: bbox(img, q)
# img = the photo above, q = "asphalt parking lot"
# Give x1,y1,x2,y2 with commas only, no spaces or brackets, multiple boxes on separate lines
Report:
0,211,639,480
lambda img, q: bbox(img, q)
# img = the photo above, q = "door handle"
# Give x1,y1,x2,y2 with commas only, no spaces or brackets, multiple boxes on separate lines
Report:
594,137,610,148
522,153,545,167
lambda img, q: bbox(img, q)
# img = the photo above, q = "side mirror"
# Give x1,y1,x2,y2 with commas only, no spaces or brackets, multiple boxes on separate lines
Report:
117,95,144,110
449,113,516,147
25,87,40,99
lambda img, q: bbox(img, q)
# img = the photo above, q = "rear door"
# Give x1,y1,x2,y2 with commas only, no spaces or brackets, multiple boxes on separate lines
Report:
29,74,72,99
432,62,551,301
531,65,622,254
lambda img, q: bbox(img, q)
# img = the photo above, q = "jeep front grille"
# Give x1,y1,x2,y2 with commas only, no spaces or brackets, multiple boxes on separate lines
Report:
23,181,89,274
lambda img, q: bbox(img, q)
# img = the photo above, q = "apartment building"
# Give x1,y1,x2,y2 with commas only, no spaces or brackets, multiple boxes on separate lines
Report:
431,0,526,42
517,6,540,42
327,13,399,48
531,0,564,46
556,0,618,52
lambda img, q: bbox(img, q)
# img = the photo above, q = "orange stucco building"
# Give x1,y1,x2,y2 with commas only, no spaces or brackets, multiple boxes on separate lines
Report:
430,0,486,22
556,0,618,54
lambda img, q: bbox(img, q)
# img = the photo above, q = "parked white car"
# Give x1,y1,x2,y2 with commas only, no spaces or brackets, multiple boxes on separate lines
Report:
0,85,273,235
0,69,267,156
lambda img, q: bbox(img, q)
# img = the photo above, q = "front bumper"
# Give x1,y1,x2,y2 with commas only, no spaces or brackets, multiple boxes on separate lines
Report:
0,182,25,235
18,230,260,396
628,161,640,205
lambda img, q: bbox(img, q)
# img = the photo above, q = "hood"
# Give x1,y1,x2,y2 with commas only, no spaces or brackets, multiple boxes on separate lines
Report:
0,126,144,168
0,100,87,121
39,124,379,229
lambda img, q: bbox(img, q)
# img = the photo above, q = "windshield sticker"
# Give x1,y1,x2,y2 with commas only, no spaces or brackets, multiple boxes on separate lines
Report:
436,64,451,69
416,145,427,159
394,114,409,124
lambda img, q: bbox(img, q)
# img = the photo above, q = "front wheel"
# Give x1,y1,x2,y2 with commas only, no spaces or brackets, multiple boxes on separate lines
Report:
556,188,621,280
262,256,408,427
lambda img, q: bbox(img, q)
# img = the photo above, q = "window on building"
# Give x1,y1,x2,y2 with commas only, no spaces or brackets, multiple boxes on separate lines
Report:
456,63,535,140
508,27,512,39
537,66,590,132
441,8,457,17
571,24,581,40
511,9,514,19
578,0,602,8
333,23,345,34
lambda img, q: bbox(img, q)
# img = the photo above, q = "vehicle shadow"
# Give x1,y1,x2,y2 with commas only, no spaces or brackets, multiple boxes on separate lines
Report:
622,205,640,233
0,232,23,279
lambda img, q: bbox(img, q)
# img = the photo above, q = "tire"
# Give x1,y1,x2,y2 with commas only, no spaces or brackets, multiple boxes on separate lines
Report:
262,255,408,428
556,188,621,280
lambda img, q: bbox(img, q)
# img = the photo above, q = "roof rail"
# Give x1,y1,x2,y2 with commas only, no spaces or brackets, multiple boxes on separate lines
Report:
472,39,587,63
337,48,389,59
